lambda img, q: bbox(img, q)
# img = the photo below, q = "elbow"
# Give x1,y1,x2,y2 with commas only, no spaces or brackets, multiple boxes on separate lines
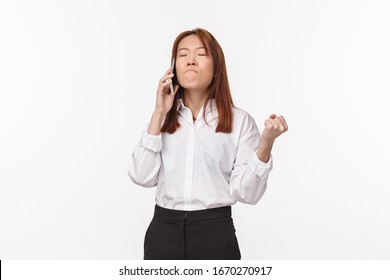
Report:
127,157,158,188
127,168,138,185
230,180,268,205
231,190,263,205
127,168,157,188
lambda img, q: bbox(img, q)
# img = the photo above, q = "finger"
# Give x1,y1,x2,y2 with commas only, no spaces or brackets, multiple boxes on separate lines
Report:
269,118,285,132
265,114,276,126
268,118,279,129
273,116,284,126
159,70,174,84
264,119,272,127
161,78,172,87
160,73,174,84
160,78,173,89
158,80,172,94
164,66,174,75
273,117,286,131
265,119,278,128
279,115,288,130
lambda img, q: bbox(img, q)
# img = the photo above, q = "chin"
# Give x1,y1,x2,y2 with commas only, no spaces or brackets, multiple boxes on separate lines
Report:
181,83,208,89
182,85,198,89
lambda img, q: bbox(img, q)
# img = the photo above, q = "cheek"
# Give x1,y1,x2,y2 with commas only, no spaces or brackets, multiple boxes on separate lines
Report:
205,63,214,79
175,64,185,75
205,61,214,75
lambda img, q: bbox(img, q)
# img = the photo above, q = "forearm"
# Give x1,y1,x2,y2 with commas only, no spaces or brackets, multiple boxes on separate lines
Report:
128,117,164,187
148,111,165,135
256,138,274,163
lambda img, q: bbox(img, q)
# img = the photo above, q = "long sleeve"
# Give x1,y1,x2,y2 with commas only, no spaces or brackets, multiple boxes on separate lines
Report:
229,114,273,204
128,123,163,188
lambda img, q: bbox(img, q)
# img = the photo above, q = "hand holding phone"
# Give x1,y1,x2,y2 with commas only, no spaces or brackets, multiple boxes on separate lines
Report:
154,59,177,114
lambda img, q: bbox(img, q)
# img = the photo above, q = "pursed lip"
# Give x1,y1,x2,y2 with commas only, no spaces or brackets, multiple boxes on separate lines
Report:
185,69,198,73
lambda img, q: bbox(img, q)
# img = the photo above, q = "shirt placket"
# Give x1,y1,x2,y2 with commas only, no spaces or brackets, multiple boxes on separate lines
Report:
183,109,196,209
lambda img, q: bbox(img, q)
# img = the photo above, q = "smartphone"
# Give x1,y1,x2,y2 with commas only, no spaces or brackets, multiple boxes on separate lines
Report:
169,58,175,95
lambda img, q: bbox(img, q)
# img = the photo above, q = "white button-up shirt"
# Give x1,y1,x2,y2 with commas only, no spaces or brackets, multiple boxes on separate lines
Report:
128,98,273,211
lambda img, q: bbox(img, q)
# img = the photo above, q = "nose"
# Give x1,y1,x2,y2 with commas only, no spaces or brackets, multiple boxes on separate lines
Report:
187,54,197,66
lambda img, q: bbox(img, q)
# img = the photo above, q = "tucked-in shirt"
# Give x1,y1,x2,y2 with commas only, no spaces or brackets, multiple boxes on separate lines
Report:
128,98,273,211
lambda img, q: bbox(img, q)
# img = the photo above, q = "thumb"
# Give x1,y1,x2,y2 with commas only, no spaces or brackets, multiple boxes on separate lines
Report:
270,114,276,119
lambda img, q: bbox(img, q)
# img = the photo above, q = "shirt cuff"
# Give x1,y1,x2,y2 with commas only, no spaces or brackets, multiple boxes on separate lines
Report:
140,131,163,152
250,151,273,178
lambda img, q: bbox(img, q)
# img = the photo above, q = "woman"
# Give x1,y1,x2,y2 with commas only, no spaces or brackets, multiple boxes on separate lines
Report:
128,28,288,260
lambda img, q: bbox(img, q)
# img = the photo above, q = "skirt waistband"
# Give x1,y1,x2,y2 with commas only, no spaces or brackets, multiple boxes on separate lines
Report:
153,204,232,222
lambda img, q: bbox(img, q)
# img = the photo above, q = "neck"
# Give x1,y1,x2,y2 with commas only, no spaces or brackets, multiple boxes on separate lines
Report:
182,89,209,115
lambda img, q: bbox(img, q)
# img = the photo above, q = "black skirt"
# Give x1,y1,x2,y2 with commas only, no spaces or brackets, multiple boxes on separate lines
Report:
143,204,241,260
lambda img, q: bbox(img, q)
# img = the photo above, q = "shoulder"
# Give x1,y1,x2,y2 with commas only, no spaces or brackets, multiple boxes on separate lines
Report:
232,105,259,134
232,106,252,119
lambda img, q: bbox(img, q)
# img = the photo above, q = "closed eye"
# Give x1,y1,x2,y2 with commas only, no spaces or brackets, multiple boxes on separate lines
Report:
178,54,207,57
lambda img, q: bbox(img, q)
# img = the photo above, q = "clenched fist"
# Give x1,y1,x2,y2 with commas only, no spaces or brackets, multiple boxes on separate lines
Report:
261,114,288,143
256,114,288,163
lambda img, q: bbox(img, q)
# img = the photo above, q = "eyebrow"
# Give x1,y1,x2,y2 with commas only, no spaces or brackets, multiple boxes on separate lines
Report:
177,46,207,51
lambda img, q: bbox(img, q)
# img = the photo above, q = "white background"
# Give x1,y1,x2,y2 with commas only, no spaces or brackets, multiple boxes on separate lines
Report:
1,0,389,259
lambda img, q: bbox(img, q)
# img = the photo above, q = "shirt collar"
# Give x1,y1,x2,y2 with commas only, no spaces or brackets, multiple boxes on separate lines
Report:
177,98,216,116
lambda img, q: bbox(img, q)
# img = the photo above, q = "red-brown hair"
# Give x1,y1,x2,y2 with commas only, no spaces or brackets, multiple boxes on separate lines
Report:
160,27,235,134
